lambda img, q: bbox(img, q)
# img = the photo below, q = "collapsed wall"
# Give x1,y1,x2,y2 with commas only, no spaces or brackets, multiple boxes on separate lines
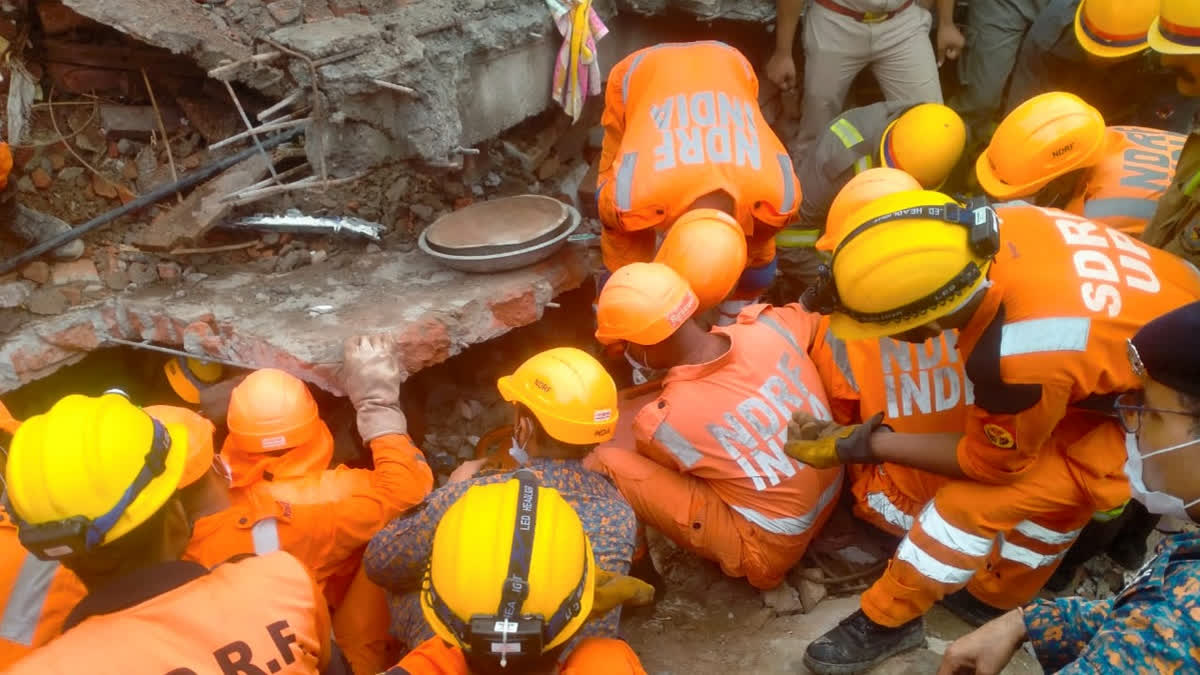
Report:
60,0,776,174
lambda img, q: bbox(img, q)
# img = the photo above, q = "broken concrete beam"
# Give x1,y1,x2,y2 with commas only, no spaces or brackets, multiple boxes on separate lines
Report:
99,104,183,142
613,0,776,22
0,245,589,395
127,154,270,251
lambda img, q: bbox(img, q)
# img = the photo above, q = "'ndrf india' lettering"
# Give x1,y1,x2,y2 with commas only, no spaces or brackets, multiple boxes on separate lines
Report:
651,91,762,171
878,333,974,418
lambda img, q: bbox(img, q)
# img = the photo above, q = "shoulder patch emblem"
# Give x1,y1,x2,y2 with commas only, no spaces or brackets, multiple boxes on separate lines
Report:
983,423,1015,449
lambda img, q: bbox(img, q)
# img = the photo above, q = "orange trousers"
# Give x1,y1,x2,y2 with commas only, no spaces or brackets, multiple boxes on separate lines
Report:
586,445,837,590
600,221,779,273
856,421,1129,627
333,564,397,675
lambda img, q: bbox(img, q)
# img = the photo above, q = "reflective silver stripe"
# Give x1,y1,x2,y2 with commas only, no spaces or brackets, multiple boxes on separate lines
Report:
0,552,58,646
918,504,994,557
998,537,1063,569
1083,197,1158,223
895,538,975,585
776,154,796,212
251,518,281,554
999,318,1091,358
653,420,702,469
1013,520,1081,546
756,313,802,352
615,152,637,211
731,469,842,536
865,492,914,532
829,333,859,393
852,156,874,175
621,52,648,106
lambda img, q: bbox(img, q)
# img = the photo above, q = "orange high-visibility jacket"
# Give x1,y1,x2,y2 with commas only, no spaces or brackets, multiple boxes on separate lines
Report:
597,41,800,236
953,205,1200,484
1064,126,1186,237
186,433,433,608
632,304,843,535
386,637,646,675
7,552,331,675
811,319,970,433
0,511,87,668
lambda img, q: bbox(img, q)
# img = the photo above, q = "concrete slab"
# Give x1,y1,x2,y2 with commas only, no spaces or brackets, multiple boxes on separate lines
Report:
0,246,588,395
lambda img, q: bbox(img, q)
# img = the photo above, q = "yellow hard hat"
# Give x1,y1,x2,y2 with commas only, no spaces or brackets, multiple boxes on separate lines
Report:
975,92,1109,200
6,393,188,559
1074,0,1157,59
654,209,748,311
421,474,595,662
1148,0,1200,55
595,262,699,346
812,190,998,341
818,168,923,252
144,405,215,489
879,104,966,189
496,348,617,445
163,356,224,405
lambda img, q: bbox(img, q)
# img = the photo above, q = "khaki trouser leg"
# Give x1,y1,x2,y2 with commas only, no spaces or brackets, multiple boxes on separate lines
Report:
795,4,873,159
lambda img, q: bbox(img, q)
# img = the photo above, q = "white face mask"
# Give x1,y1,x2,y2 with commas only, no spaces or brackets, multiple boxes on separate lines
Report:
625,350,664,386
1124,432,1200,521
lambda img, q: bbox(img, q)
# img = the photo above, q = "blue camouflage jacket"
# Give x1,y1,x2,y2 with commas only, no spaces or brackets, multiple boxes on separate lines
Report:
1023,529,1200,674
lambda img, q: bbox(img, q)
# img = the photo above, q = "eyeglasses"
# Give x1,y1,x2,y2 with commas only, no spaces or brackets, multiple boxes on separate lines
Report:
1113,391,1200,434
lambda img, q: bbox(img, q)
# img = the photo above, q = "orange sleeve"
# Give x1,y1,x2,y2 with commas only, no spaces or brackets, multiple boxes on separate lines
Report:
385,637,469,675
630,398,688,472
956,383,1071,484
598,53,634,229
559,638,646,675
308,564,334,671
771,303,823,351
807,327,863,426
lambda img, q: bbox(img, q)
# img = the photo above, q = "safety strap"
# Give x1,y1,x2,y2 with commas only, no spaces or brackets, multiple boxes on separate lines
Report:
497,471,540,620
86,420,171,549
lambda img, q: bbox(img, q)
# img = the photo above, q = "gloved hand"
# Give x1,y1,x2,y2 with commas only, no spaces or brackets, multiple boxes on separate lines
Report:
783,412,887,468
342,335,407,442
589,568,655,618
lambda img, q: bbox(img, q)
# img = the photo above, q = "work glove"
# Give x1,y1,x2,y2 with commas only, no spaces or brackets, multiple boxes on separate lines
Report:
783,412,887,468
342,334,407,442
589,568,655,618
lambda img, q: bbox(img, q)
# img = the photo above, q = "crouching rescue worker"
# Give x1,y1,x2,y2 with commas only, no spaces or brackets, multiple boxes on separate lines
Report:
778,101,965,296
940,301,1200,674
3,393,344,674
1143,0,1200,267
384,477,650,674
588,262,843,591
977,91,1185,237
785,190,1200,674
365,348,638,658
597,41,801,323
0,402,87,668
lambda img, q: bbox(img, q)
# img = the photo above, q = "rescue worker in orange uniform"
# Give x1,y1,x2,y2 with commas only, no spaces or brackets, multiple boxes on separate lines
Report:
597,41,801,323
0,402,87,669
587,262,843,591
385,477,649,675
3,393,345,674
176,336,433,674
785,189,1200,674
977,91,1185,238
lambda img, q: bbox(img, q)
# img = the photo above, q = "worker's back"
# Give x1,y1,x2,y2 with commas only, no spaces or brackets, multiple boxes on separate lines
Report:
6,552,331,675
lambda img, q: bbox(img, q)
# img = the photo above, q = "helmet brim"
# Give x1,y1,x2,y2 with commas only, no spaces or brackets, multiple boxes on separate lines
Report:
828,272,989,342
1074,3,1150,60
1148,18,1200,56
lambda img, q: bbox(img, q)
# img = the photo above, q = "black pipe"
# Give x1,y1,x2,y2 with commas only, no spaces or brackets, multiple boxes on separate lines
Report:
0,127,306,275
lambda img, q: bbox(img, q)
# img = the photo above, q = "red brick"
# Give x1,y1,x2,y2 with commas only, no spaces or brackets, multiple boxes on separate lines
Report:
37,1,91,35
394,319,451,374
20,261,51,285
43,322,99,350
50,259,100,285
30,168,51,189
489,289,538,328
328,0,364,16
59,286,82,305
303,0,335,22
11,344,70,377
49,153,66,171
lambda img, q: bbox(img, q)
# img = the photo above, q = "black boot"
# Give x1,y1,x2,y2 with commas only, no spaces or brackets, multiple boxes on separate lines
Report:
803,610,924,675
939,589,1006,627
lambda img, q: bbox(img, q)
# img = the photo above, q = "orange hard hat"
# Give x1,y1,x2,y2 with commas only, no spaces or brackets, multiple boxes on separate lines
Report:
818,168,923,251
0,399,19,434
226,368,321,453
976,92,1109,200
144,405,215,488
653,209,748,311
1074,0,1157,59
595,262,699,346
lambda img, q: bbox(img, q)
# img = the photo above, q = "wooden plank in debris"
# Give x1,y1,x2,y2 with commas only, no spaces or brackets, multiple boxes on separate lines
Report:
128,154,270,251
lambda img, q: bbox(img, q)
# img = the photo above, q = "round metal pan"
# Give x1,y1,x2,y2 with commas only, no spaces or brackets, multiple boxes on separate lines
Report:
423,195,569,257
419,205,582,273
